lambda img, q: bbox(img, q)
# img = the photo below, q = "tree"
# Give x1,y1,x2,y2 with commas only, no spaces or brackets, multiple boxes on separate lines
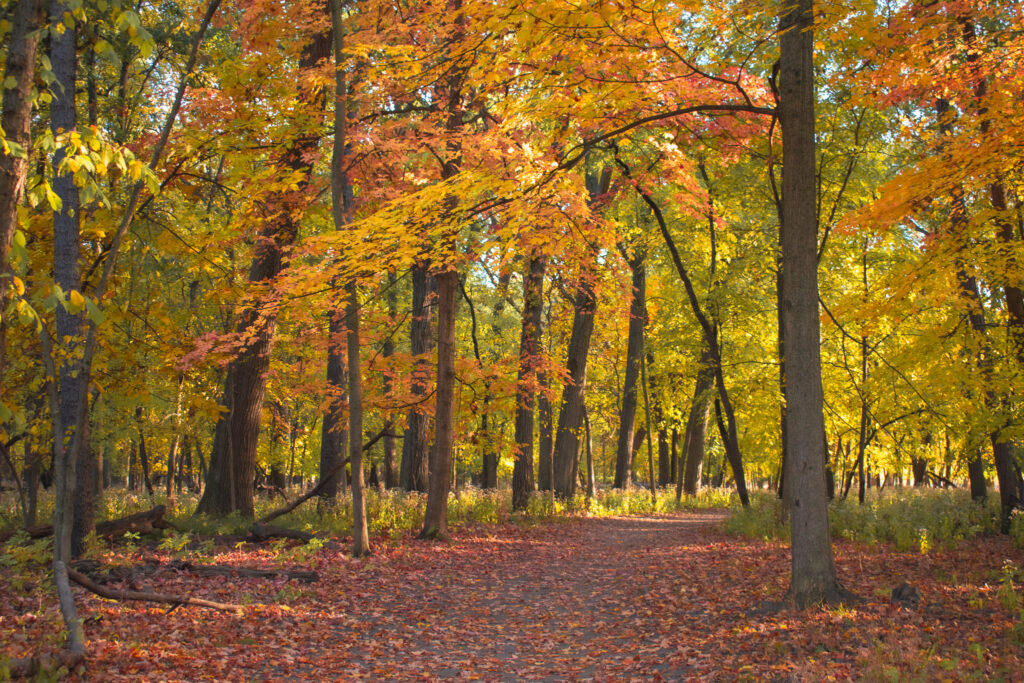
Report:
613,247,646,489
512,254,544,509
0,0,45,385
197,19,332,518
778,0,850,607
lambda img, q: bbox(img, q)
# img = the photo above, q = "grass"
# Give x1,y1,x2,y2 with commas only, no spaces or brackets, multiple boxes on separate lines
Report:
725,487,1004,551
0,483,738,548
3,483,1011,556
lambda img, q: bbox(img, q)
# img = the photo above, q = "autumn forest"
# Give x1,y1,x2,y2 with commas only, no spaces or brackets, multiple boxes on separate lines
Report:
2,0,1024,678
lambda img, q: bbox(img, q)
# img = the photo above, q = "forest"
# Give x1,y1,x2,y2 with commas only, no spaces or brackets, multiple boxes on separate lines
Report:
2,0,1024,678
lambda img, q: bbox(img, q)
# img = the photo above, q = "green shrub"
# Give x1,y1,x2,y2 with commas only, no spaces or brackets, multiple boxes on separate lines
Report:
723,492,788,540
726,487,1001,550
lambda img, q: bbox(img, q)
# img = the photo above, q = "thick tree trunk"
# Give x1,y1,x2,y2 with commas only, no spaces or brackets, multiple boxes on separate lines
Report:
614,254,646,489
681,354,714,496
197,30,331,518
778,0,848,607
47,2,86,654
552,279,597,498
71,415,93,558
49,0,86,564
512,255,544,509
990,182,1022,528
0,0,45,385
401,265,433,492
421,270,457,539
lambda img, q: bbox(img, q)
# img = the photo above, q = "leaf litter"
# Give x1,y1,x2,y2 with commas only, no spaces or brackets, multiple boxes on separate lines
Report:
2,509,1024,680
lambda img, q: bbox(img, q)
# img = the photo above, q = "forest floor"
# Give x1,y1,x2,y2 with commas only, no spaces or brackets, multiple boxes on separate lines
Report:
4,509,1024,680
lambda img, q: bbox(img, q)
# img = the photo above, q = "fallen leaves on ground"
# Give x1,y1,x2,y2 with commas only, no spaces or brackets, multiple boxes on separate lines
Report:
3,510,1023,680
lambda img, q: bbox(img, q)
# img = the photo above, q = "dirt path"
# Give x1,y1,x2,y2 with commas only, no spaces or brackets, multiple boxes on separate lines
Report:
66,509,1024,681
327,512,733,681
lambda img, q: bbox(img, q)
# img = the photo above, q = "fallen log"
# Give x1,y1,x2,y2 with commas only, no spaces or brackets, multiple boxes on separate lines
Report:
1,506,174,545
96,505,176,537
66,566,243,613
249,523,315,543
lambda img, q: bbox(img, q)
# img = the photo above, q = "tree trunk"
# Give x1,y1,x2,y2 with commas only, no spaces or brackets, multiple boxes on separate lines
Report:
537,369,554,491
0,0,45,386
421,270,457,539
614,253,646,489
347,283,370,554
681,354,714,497
641,353,657,503
650,360,670,487
401,265,433,492
137,419,154,496
584,404,595,499
512,255,544,509
669,428,678,490
330,0,369,555
71,414,93,559
778,0,848,607
49,0,85,570
320,314,348,500
197,30,331,518
166,375,183,499
382,272,399,488
481,269,513,488
552,279,597,498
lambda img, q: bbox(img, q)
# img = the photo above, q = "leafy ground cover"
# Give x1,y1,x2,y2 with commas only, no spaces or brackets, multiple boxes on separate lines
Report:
3,501,1024,681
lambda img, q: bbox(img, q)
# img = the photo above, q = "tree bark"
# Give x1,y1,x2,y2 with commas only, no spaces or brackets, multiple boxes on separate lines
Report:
613,253,646,489
401,265,433,492
552,279,597,498
49,0,85,566
512,255,544,509
347,284,370,554
537,368,554,491
584,403,596,498
320,314,348,500
197,29,331,518
421,270,457,539
551,164,609,498
681,352,714,496
778,0,849,607
330,0,369,555
0,0,45,385
382,272,399,488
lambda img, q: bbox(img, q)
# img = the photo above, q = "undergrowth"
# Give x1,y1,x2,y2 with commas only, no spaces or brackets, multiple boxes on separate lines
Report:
1,484,737,546
726,488,1003,551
